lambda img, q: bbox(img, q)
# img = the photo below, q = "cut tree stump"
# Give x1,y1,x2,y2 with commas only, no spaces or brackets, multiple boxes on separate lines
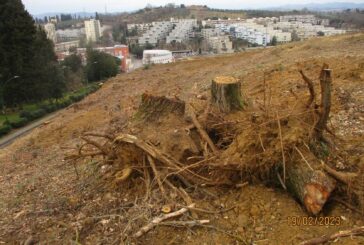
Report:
286,157,336,215
211,76,244,113
137,93,185,120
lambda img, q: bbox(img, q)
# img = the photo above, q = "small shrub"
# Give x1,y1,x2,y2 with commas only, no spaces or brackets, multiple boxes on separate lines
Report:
0,124,12,136
40,104,57,113
10,117,28,128
30,109,46,119
143,64,150,70
19,110,32,119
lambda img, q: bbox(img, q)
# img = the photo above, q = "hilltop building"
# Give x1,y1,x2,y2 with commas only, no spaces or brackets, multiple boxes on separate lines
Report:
85,19,102,42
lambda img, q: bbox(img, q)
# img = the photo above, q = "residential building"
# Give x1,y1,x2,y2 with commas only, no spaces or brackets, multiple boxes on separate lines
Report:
85,19,102,42
127,23,153,34
138,21,173,46
142,50,174,64
44,23,57,43
55,40,79,52
166,19,197,43
56,28,85,42
209,36,233,54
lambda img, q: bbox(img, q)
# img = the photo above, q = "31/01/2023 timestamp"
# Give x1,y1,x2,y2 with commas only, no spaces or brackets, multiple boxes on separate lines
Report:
287,216,342,226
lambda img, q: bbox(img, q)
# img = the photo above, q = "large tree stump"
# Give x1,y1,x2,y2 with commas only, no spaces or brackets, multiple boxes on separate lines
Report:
211,76,244,113
137,93,185,121
286,157,336,215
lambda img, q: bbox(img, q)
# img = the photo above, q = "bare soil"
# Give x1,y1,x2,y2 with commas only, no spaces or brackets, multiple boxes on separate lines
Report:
1,34,364,244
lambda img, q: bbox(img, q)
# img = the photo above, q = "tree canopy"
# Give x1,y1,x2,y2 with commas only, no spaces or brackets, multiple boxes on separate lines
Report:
0,0,66,107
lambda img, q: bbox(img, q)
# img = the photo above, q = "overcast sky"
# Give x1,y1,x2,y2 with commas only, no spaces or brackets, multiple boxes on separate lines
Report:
22,0,364,15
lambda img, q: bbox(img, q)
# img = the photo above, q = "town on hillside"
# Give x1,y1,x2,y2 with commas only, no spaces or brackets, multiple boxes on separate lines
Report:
40,6,350,72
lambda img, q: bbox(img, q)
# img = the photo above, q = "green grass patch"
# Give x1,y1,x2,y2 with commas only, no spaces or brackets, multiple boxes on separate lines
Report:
0,83,101,134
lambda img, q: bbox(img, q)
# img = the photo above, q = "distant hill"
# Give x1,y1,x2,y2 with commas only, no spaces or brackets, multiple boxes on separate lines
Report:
33,12,96,19
267,2,364,11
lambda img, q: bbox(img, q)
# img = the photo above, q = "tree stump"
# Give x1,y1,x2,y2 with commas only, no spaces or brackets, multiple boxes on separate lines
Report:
137,93,185,121
286,159,336,215
211,76,244,113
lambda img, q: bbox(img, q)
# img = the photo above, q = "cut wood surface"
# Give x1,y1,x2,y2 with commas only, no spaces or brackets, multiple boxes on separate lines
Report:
211,76,244,113
286,159,336,215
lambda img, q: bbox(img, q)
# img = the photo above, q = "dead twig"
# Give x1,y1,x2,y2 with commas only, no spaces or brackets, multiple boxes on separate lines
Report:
276,112,286,183
299,226,364,245
299,70,316,108
321,161,358,184
159,219,210,227
190,107,218,154
133,203,195,238
294,146,314,171
147,155,166,195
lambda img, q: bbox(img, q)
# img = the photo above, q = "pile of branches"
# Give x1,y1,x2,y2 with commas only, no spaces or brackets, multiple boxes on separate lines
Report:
66,64,363,239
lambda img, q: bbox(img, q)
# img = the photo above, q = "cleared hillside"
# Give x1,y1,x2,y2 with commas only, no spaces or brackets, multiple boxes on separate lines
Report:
0,34,364,244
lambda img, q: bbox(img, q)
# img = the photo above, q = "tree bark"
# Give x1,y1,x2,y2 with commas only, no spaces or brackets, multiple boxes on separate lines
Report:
314,64,331,140
286,157,336,215
211,76,244,113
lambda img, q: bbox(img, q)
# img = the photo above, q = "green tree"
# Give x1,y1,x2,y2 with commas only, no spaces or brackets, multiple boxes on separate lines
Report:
0,0,66,107
86,49,119,82
271,36,278,46
62,54,83,72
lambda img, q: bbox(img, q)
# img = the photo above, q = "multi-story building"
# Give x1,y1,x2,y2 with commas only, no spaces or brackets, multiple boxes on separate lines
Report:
166,19,197,43
56,28,85,42
85,19,102,42
201,28,223,39
44,23,57,43
208,36,233,54
142,50,174,64
201,28,233,53
138,21,173,46
127,23,153,34
55,40,79,52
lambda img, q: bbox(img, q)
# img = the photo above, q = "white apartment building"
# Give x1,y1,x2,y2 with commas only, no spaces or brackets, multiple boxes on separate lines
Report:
138,21,173,46
85,19,102,42
166,19,197,43
55,40,79,52
201,28,233,53
142,50,174,64
56,28,85,42
127,23,153,34
201,28,223,39
44,23,57,43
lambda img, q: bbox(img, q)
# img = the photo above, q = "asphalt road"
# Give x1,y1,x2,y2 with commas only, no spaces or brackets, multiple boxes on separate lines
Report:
0,112,59,149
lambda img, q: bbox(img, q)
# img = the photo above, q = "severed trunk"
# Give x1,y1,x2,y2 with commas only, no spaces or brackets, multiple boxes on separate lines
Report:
286,160,336,215
137,93,185,121
211,76,244,113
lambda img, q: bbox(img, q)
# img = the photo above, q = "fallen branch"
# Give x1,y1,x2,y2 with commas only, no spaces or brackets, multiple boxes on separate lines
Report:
147,155,166,195
299,226,364,245
299,70,316,108
321,162,358,184
190,108,218,154
160,219,210,227
133,203,195,238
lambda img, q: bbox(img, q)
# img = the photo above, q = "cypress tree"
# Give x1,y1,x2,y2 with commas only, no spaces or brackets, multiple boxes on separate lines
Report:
0,0,65,106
